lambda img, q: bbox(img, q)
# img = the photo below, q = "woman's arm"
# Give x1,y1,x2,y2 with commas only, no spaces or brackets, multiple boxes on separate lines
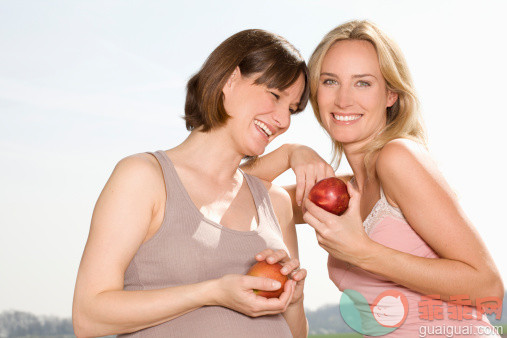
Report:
73,155,293,337
242,144,335,222
303,139,503,304
369,139,504,303
263,183,309,338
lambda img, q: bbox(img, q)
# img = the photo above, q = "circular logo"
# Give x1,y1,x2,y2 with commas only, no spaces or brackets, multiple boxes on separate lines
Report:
339,289,409,336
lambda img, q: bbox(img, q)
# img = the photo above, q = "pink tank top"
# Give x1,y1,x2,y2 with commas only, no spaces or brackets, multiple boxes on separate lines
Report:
328,185,499,337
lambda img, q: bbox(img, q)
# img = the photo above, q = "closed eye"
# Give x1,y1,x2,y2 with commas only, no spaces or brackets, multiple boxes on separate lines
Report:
270,92,280,99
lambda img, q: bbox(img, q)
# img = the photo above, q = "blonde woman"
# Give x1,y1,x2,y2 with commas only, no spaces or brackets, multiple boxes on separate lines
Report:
243,20,503,336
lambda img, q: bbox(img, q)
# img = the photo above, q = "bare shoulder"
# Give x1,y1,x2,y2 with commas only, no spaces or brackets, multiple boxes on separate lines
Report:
376,139,447,205
259,179,292,208
376,138,432,177
115,152,160,175
106,152,166,207
113,153,163,184
259,179,293,224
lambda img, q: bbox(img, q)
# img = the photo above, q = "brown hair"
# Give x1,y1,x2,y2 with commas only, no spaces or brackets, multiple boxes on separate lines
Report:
185,29,310,132
308,20,427,172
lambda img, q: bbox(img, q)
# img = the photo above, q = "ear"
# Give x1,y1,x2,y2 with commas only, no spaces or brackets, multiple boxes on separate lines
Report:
222,66,241,96
386,90,398,108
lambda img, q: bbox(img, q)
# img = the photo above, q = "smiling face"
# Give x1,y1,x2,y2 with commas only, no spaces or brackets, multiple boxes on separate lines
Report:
222,69,305,156
317,40,398,149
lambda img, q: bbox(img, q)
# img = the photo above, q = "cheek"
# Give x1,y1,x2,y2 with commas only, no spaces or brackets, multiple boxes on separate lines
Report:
360,89,387,112
317,87,334,106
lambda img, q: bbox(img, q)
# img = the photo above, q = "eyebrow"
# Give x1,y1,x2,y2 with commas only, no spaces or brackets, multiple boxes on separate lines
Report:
277,89,301,107
320,72,377,80
352,73,377,79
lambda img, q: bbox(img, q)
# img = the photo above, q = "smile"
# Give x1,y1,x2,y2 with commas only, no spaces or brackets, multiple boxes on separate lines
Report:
332,114,362,122
254,120,273,137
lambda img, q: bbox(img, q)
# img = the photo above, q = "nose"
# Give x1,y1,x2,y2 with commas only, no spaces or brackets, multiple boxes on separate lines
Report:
273,106,291,130
334,85,354,109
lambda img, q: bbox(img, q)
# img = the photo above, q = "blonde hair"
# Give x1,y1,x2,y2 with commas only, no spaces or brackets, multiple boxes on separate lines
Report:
308,20,427,172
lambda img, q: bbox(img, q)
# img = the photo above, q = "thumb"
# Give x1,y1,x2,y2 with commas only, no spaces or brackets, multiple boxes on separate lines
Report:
345,181,361,214
248,276,282,291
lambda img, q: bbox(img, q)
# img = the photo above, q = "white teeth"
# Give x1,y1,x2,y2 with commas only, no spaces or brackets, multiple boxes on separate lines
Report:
333,114,361,121
254,120,273,136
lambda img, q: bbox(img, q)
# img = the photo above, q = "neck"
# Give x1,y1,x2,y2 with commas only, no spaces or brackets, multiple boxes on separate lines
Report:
343,144,378,190
169,127,245,183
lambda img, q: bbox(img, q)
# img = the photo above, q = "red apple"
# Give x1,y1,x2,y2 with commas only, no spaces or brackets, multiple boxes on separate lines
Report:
308,177,350,215
246,260,288,298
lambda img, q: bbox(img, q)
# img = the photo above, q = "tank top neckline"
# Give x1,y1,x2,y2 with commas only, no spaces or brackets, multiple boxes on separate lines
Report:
157,150,265,236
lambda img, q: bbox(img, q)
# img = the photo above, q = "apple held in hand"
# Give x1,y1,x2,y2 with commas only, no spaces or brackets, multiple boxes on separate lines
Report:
246,261,288,298
308,177,350,216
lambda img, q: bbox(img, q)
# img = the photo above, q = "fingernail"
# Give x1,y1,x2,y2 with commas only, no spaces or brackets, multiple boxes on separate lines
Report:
255,254,262,259
281,267,288,274
272,281,281,289
297,201,301,206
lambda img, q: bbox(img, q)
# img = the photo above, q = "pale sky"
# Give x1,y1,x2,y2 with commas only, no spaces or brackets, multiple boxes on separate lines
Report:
1,0,506,318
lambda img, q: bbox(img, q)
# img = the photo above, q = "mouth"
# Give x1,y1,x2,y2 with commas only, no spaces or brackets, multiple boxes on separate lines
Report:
331,113,363,123
254,119,274,140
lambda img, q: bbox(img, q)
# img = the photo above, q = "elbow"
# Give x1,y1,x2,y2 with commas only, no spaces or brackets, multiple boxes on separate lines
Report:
73,302,102,338
72,315,89,338
490,275,504,301
482,269,504,301
73,308,95,338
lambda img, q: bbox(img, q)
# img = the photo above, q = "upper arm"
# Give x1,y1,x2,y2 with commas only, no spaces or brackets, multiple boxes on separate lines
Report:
264,182,299,260
376,139,493,271
75,154,163,298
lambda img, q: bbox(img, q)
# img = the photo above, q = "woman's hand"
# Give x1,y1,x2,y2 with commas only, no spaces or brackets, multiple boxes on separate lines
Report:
288,145,335,207
255,249,307,306
214,259,296,317
302,181,373,266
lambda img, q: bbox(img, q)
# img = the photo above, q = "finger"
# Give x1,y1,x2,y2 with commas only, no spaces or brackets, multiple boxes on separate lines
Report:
290,268,307,282
280,258,300,275
295,168,306,207
344,181,361,216
255,248,275,261
277,280,295,309
326,165,336,179
245,276,283,291
302,208,327,233
303,167,317,204
265,249,289,264
283,280,296,311
317,163,334,182
304,198,335,223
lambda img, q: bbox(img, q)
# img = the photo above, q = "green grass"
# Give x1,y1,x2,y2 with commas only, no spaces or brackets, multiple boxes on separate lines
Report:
309,334,362,338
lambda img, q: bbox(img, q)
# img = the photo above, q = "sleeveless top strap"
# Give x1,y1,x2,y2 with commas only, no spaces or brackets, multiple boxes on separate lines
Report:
146,150,178,202
240,170,284,237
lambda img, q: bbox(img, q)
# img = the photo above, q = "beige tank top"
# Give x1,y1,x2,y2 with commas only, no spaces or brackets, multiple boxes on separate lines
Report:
118,150,292,337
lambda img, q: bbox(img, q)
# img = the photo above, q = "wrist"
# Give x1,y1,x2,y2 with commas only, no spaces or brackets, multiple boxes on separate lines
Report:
201,278,222,307
354,239,382,270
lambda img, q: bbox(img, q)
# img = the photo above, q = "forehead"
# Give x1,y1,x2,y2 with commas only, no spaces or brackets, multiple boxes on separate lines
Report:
321,40,381,75
282,73,305,101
